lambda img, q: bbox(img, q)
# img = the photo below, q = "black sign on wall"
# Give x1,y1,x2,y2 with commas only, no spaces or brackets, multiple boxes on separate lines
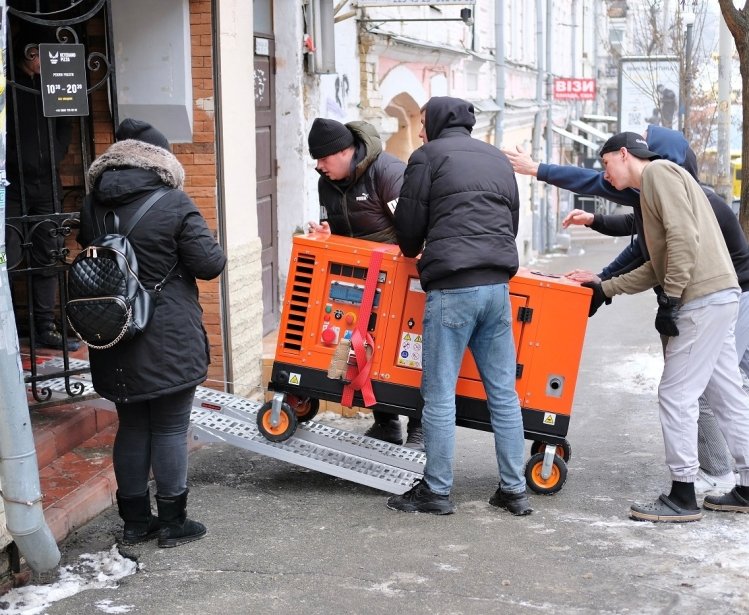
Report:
39,43,89,117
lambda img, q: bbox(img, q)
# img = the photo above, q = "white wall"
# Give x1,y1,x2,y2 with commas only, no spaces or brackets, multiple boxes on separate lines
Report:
217,0,263,396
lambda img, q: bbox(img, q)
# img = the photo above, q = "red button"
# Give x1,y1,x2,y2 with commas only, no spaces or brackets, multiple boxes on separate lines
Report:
321,328,337,345
345,312,356,325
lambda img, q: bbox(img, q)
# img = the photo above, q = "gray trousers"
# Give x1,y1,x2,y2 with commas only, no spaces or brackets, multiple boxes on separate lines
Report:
659,291,749,486
696,290,749,476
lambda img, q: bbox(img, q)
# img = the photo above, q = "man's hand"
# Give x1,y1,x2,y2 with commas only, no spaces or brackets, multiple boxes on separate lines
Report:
565,269,600,284
501,145,540,177
307,220,331,234
580,281,612,317
561,209,594,229
655,294,680,337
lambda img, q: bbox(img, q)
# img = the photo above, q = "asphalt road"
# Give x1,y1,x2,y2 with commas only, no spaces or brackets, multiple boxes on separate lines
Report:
41,229,749,615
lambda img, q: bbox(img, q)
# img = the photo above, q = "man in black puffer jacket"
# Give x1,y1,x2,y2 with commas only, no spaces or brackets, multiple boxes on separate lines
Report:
78,119,226,548
307,118,423,449
387,96,532,517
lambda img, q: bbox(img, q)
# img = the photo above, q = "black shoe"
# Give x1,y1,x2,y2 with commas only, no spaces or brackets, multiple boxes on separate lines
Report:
117,490,161,546
489,488,533,516
36,322,80,351
155,490,207,548
404,426,425,452
387,479,455,515
703,487,749,513
364,419,403,445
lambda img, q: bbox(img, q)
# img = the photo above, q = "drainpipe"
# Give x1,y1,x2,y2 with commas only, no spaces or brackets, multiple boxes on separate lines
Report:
531,0,544,252
494,0,505,147
544,0,553,252
0,0,60,571
0,239,60,573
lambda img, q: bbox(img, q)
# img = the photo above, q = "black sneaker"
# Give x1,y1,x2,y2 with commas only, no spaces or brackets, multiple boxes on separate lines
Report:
703,487,749,513
387,479,455,515
364,419,403,445
36,322,80,351
489,488,533,516
404,426,425,452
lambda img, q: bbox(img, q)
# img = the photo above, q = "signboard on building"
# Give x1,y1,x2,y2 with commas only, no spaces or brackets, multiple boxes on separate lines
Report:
618,56,679,133
356,1,474,5
39,43,89,117
553,78,596,101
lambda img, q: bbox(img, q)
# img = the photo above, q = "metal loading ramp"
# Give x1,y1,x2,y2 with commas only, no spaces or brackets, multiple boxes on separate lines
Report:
191,388,424,495
30,361,423,495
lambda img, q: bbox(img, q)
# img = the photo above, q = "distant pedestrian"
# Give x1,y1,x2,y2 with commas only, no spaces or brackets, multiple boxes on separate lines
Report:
78,119,227,546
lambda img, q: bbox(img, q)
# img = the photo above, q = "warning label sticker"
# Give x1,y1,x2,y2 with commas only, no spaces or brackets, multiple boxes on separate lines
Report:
289,373,301,386
543,412,556,426
396,332,423,369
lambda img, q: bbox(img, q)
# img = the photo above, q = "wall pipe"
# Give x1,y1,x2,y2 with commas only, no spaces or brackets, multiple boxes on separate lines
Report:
0,0,60,573
531,0,544,252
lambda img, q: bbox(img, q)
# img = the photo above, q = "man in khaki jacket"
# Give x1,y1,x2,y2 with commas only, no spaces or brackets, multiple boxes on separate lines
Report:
583,132,749,522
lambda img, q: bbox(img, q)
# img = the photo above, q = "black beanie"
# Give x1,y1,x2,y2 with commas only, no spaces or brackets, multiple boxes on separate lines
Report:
308,118,354,159
116,118,171,151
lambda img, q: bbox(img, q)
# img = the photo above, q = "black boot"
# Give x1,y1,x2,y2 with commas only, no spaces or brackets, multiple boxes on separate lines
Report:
155,489,206,548
117,490,160,546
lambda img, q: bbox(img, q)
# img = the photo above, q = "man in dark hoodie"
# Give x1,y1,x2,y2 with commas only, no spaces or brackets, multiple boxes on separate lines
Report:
504,126,748,497
78,119,226,548
387,96,532,517
307,118,423,450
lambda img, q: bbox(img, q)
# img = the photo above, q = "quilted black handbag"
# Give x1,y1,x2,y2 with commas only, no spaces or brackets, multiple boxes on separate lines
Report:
67,188,174,349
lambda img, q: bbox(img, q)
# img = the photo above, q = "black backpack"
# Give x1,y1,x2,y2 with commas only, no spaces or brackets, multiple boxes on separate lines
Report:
67,188,174,349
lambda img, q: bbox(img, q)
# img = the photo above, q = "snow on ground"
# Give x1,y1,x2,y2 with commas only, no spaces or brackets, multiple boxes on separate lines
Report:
0,545,136,615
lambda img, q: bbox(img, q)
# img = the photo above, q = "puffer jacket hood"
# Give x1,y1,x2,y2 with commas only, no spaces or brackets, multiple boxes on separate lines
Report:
424,96,476,142
88,139,185,194
647,125,699,180
348,120,382,179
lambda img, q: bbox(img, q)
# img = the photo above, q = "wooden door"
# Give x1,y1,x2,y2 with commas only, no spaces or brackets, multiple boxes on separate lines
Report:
254,36,279,334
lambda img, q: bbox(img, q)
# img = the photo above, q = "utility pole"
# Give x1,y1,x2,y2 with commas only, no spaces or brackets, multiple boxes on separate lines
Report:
716,10,733,205
683,11,695,138
494,0,505,147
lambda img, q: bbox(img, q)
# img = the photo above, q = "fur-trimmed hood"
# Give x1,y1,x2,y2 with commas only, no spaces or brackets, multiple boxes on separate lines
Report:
87,139,185,190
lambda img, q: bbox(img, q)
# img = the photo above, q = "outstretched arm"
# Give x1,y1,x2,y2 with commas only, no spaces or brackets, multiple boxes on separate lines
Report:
501,145,540,177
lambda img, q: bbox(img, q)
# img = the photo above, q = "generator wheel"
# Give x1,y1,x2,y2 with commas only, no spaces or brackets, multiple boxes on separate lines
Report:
525,452,568,495
286,395,320,422
530,439,571,462
256,401,298,442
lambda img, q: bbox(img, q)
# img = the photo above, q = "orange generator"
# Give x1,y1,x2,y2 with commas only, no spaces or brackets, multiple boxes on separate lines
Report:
260,233,592,494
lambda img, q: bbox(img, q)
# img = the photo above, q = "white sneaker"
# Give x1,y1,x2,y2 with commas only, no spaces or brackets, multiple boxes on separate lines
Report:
694,469,736,495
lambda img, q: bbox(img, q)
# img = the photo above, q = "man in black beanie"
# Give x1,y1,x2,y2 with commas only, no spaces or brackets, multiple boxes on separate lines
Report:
306,117,423,449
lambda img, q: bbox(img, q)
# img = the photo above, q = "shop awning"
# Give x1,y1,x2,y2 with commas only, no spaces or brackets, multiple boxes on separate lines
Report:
551,125,599,151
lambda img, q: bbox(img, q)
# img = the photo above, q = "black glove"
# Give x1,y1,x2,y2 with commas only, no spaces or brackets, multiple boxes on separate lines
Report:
580,281,612,317
655,294,680,337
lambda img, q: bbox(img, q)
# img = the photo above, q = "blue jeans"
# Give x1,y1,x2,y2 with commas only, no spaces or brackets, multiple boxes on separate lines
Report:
113,386,196,498
421,284,526,495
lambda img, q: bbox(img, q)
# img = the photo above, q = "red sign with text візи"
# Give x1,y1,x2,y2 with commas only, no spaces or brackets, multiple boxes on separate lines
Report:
553,78,596,101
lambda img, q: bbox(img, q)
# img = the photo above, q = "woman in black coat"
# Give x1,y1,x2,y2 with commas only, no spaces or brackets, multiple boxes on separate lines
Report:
78,119,226,548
